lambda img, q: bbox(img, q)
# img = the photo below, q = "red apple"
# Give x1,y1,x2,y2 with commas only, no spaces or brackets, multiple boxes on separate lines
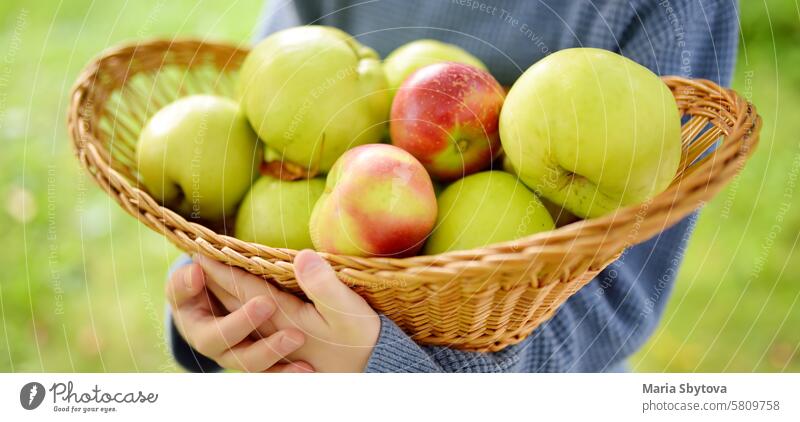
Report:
309,144,437,257
390,62,505,182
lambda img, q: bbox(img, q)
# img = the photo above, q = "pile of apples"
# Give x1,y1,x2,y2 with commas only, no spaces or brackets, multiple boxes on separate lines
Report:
137,26,681,258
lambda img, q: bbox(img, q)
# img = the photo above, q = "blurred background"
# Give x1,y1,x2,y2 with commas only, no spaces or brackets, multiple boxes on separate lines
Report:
0,0,797,372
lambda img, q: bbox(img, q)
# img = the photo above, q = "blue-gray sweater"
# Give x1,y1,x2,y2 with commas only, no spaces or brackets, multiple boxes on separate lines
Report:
168,0,739,372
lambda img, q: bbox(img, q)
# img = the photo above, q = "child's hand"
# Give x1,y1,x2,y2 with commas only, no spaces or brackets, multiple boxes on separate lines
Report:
166,262,313,372
194,250,380,372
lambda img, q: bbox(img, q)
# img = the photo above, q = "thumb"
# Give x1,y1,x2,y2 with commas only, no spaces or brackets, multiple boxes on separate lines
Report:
293,250,371,324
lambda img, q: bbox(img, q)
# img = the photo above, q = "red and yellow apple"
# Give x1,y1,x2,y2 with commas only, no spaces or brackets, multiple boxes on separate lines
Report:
309,144,437,257
390,62,505,182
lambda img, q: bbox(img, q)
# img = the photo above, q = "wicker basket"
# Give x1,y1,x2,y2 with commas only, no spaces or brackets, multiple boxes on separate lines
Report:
67,39,761,352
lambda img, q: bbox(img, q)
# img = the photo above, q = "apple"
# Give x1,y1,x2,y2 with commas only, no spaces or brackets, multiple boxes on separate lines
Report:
235,176,325,249
424,171,554,254
500,48,682,218
503,155,579,227
383,39,487,101
238,25,390,174
136,95,260,221
540,197,581,228
309,144,437,257
390,62,505,182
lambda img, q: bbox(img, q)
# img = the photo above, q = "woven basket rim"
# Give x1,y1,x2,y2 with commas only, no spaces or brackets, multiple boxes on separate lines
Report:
66,38,762,281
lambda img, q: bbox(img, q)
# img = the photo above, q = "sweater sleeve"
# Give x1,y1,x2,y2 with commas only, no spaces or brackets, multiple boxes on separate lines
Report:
364,0,739,373
253,0,316,39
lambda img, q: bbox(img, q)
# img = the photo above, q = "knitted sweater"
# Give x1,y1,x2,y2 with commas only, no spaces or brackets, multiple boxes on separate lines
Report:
168,0,739,372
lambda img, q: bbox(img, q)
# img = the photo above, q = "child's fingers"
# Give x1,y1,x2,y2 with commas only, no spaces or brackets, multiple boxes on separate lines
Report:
196,254,308,333
264,361,315,373
205,278,244,311
190,296,276,357
293,249,371,324
195,254,291,304
215,329,305,373
171,288,215,342
165,263,205,308
205,281,280,337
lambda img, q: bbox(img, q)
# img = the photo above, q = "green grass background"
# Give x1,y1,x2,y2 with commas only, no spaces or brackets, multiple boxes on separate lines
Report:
0,1,797,372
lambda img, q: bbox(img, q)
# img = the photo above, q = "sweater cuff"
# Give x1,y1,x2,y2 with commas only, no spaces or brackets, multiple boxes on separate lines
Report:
364,315,441,373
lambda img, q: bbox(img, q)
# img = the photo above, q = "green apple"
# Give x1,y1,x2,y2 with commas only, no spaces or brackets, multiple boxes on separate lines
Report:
238,25,390,173
500,48,682,218
136,95,260,221
502,155,580,227
424,171,554,254
384,39,487,101
235,176,325,249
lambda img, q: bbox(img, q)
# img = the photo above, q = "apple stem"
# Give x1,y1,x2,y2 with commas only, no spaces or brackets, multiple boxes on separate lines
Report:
260,160,317,181
258,134,325,180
